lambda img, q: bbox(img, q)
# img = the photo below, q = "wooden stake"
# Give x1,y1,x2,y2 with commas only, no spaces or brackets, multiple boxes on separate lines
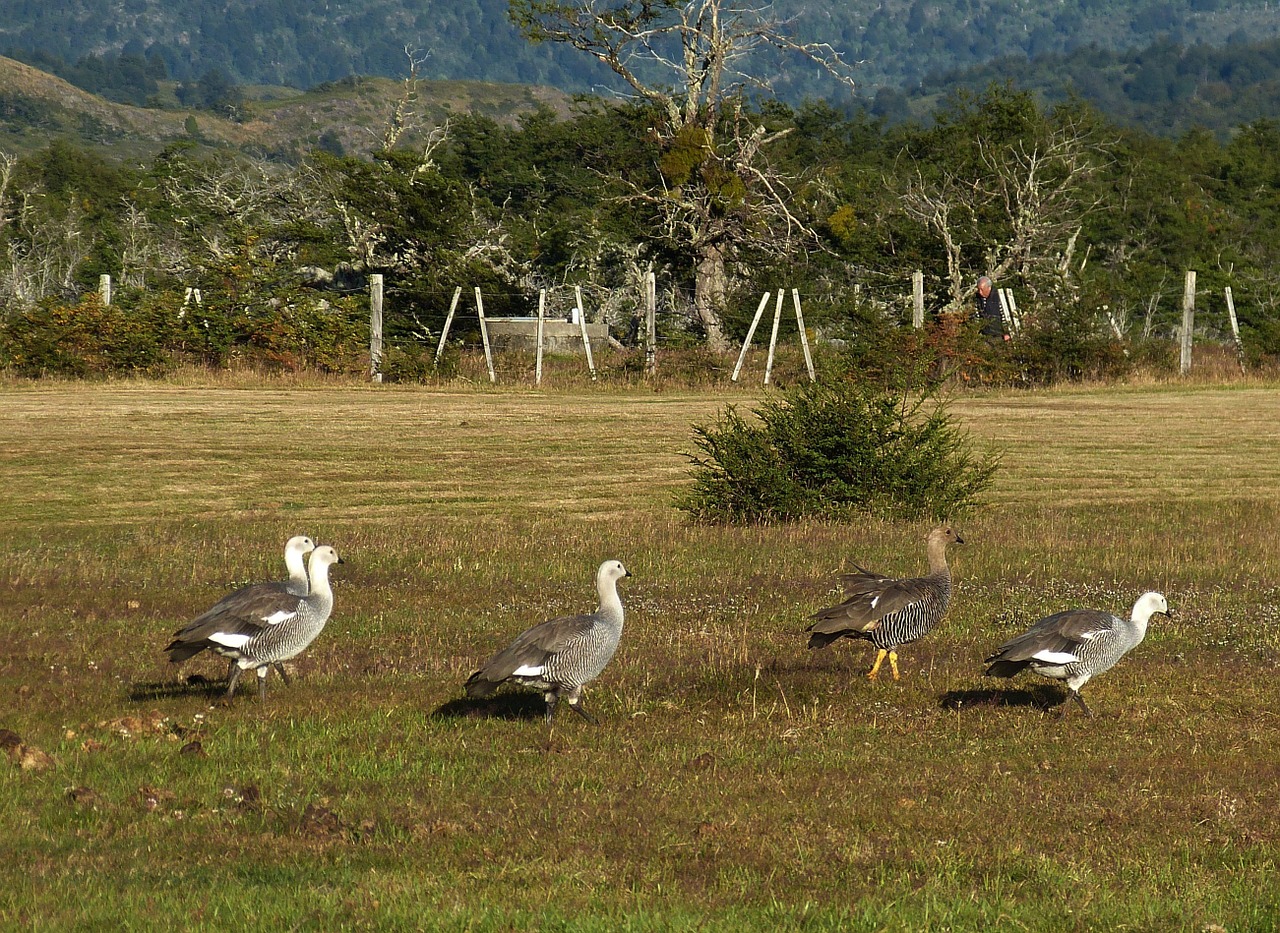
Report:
792,289,816,382
575,285,597,380
1000,289,1021,334
435,286,462,363
732,292,771,382
535,288,546,386
1180,270,1196,376
645,270,657,376
475,286,497,384
912,271,924,328
764,288,785,386
369,273,384,383
1225,286,1245,374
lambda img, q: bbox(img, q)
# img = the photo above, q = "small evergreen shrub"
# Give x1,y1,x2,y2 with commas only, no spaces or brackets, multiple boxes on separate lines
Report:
677,377,999,523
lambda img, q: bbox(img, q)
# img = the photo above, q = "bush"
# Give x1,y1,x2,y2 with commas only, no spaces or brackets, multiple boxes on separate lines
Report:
0,294,175,377
677,377,999,523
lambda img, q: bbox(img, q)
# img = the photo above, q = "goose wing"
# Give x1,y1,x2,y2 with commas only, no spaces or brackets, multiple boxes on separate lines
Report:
465,613,595,696
985,609,1116,665
166,582,301,661
808,572,934,636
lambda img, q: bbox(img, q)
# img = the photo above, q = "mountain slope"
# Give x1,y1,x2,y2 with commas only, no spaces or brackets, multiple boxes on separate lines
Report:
2,0,1278,99
0,56,573,160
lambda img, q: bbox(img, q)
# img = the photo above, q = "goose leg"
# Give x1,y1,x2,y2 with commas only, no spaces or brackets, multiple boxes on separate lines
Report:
224,666,244,701
543,692,559,723
257,668,269,703
274,663,291,686
867,649,889,681
888,650,901,681
1058,689,1094,719
1071,690,1094,719
566,693,598,725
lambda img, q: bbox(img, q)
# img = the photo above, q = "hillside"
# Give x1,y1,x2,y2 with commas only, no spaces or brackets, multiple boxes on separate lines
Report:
904,36,1280,136
1,0,1279,100
0,56,574,160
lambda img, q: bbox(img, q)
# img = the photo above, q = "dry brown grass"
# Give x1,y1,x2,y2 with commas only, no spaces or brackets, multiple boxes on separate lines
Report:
2,380,1279,930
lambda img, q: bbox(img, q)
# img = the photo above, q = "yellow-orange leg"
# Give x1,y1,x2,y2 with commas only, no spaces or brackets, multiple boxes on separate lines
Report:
866,648,888,680
888,650,900,681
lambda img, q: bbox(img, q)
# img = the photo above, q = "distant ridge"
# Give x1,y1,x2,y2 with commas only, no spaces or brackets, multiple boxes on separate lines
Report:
0,56,574,160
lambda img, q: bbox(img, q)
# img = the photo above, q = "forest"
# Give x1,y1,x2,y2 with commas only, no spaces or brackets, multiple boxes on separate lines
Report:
3,0,1280,103
2,69,1278,384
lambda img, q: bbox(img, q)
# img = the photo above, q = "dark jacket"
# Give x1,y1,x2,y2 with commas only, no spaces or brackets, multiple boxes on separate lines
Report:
976,289,1004,338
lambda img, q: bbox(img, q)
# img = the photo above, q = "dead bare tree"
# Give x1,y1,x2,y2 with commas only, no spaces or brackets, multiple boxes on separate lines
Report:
900,113,1111,318
510,0,858,351
0,154,94,307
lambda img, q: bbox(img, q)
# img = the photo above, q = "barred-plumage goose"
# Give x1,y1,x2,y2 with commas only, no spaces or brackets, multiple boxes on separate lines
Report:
465,560,631,723
166,545,344,702
166,535,315,685
984,591,1170,717
806,526,963,680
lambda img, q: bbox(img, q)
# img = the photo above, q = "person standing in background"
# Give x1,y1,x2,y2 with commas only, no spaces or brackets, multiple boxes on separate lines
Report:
975,275,1008,342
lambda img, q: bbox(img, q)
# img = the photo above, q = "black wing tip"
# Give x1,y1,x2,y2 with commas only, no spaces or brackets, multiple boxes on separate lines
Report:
464,672,499,698
983,658,1027,678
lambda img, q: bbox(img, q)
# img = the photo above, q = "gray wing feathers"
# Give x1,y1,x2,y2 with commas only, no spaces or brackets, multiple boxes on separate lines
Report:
814,575,936,632
808,573,945,636
985,609,1116,664
465,613,595,697
166,582,300,662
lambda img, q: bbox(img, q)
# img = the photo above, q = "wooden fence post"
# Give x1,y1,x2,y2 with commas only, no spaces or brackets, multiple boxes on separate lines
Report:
535,288,546,386
1225,286,1245,374
645,270,657,376
912,271,924,328
369,273,384,383
575,285,597,380
475,287,497,384
792,289,816,382
763,288,785,386
731,292,771,382
1180,270,1196,376
435,286,462,364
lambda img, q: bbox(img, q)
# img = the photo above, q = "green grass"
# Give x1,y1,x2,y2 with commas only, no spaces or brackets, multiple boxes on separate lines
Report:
2,380,1280,930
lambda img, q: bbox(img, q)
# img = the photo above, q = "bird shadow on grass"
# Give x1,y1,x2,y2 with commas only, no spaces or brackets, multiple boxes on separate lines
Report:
939,684,1064,712
431,692,547,722
128,675,227,703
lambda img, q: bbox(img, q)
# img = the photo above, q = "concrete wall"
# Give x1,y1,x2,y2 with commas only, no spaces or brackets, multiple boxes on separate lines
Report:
485,317,609,353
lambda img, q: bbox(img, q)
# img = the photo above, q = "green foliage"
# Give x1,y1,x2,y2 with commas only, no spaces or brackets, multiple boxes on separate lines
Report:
678,378,999,523
0,290,369,377
170,292,368,372
912,36,1280,139
0,294,175,377
1010,305,1133,384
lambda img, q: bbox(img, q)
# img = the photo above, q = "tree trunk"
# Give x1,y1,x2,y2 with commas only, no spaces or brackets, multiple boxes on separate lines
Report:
693,241,732,352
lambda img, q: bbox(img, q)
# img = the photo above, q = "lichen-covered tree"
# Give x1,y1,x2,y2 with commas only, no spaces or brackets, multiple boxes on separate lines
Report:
508,0,858,351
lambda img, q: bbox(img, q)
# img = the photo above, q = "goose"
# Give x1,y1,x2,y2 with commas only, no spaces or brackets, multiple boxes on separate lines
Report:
166,545,344,703
984,591,1170,717
465,560,631,723
806,525,963,680
166,534,315,686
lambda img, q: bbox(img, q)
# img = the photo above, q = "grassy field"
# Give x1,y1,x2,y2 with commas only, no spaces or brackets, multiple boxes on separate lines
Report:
2,379,1280,930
